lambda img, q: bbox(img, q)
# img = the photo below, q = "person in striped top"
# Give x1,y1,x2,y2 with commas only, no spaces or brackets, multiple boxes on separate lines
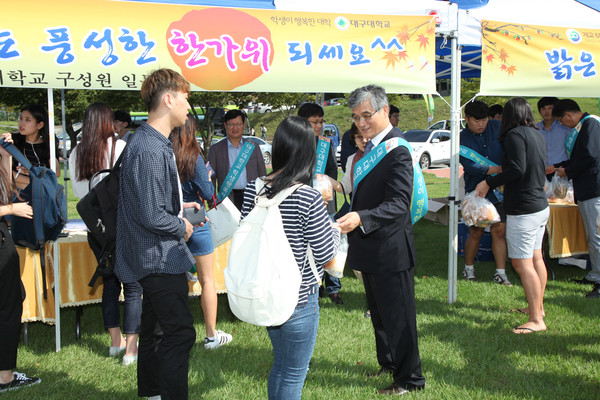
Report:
241,116,340,400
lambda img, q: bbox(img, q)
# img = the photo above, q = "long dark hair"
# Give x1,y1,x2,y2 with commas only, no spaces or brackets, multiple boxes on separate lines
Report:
12,104,50,150
499,97,537,140
21,104,49,143
76,103,115,181
265,116,315,199
172,114,203,182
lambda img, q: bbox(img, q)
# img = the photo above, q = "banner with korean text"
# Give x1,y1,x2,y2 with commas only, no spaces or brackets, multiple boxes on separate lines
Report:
480,20,600,97
0,0,436,93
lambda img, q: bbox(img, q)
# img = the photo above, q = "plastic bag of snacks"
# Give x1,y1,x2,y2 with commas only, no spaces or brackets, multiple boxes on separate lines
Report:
324,233,348,279
551,175,568,199
313,174,333,202
461,192,501,227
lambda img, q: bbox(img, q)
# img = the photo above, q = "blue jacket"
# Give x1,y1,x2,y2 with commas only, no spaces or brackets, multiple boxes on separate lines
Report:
459,119,503,204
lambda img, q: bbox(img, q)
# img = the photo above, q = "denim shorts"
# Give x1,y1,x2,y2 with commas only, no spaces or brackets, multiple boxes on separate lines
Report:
506,207,549,259
186,224,214,256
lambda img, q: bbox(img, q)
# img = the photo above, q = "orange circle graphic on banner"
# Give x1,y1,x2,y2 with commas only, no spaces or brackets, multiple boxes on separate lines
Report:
167,8,274,90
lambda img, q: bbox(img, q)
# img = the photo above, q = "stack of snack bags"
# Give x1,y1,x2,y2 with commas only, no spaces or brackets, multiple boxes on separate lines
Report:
461,192,501,227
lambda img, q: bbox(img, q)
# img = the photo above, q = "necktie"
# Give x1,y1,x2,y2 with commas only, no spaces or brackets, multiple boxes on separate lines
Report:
364,140,374,155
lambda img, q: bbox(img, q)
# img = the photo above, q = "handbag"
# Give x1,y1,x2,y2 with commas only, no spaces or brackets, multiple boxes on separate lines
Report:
334,185,351,220
207,195,241,247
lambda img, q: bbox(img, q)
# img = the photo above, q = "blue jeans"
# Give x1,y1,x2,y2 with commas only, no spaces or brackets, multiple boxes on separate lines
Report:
87,232,142,333
267,291,319,400
102,272,142,333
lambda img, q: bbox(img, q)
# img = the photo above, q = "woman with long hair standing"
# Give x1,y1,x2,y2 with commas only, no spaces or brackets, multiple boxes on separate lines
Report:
172,114,232,349
69,103,142,364
240,116,340,399
0,139,41,393
476,97,549,334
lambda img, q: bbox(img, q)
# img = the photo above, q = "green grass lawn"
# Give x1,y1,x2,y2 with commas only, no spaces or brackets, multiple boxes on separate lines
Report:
7,171,600,399
4,146,600,399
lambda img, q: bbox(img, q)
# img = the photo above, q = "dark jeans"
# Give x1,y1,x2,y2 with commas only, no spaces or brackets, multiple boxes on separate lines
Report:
102,273,142,333
87,233,142,333
137,273,196,400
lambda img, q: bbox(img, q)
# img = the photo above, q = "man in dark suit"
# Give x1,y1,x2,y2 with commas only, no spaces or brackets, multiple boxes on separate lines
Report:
208,109,266,210
338,84,425,396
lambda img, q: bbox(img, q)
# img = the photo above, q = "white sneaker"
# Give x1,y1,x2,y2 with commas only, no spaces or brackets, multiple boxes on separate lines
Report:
186,271,198,282
204,330,232,350
122,354,138,366
462,267,476,281
493,273,513,286
109,346,126,357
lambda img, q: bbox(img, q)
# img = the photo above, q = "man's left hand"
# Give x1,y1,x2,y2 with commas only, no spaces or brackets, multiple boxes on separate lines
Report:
337,211,361,234
475,180,490,198
555,167,567,177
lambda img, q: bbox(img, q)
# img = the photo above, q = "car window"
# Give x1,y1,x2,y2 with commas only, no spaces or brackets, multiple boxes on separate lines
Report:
404,130,431,142
429,121,445,130
440,132,451,142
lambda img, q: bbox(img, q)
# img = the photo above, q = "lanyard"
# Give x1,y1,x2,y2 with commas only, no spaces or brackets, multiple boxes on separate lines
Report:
216,141,255,203
352,137,428,224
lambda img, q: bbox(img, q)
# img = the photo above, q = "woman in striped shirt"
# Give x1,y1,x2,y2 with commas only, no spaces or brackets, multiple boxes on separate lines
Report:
241,116,340,400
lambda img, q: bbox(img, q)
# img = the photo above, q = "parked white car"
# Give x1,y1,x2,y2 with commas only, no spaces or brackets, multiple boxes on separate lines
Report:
404,129,451,170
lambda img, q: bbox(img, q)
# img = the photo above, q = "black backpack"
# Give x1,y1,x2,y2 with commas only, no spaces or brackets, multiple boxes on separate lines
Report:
76,149,123,287
1,139,68,298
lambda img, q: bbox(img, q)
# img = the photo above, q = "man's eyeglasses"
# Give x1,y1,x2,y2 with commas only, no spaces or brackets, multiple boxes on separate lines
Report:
351,109,379,123
226,123,244,128
308,119,326,126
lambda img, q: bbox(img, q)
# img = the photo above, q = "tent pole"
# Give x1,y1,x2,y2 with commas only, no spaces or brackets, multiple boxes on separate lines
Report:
447,34,461,304
61,90,68,184
47,88,62,351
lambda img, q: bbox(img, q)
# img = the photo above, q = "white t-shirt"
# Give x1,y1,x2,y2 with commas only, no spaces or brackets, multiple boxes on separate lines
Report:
69,136,126,198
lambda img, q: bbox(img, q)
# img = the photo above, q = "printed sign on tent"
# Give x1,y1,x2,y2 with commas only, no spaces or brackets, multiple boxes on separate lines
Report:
0,0,436,93
480,20,600,97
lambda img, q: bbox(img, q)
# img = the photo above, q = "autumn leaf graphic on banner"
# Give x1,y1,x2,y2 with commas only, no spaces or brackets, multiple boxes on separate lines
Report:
382,18,434,70
481,20,565,77
382,51,399,69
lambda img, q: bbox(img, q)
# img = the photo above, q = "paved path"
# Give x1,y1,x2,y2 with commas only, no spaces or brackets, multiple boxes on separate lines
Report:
423,166,463,179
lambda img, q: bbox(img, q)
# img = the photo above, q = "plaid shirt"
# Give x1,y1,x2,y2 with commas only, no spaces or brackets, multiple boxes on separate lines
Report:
115,123,194,284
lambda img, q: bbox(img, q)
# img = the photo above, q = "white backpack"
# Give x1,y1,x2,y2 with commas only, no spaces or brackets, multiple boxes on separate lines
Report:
224,178,319,326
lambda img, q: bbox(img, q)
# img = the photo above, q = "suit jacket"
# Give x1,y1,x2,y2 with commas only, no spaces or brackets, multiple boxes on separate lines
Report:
347,129,416,273
208,137,267,203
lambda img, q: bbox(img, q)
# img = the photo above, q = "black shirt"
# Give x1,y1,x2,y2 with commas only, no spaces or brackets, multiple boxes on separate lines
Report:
486,126,548,215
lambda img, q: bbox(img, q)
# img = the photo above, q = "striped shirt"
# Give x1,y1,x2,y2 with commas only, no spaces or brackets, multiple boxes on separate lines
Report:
241,181,340,306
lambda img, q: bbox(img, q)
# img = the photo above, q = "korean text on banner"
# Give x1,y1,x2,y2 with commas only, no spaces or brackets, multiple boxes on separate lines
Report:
0,0,436,93
480,20,600,97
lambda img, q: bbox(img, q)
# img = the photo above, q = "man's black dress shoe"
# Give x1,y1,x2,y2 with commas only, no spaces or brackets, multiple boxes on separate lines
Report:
329,293,344,305
586,283,600,298
378,382,424,395
366,366,392,378
571,277,595,285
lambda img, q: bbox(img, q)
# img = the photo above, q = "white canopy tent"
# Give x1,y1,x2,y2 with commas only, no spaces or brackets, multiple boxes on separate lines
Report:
276,0,600,303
